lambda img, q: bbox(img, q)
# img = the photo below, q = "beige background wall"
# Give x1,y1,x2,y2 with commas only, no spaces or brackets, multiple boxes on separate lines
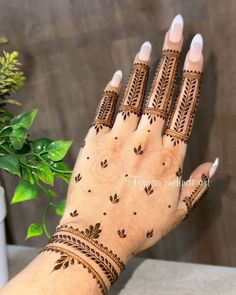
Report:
0,0,235,266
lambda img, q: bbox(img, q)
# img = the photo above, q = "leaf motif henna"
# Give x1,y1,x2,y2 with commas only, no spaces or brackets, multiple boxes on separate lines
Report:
75,173,82,183
119,62,149,119
146,229,153,238
117,229,127,238
134,144,144,155
144,184,154,195
100,159,108,168
84,223,102,239
54,254,74,271
70,210,79,217
92,91,118,134
176,167,182,177
110,194,119,204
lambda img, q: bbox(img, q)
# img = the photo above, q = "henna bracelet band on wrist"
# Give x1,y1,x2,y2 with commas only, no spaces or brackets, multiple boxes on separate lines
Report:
42,224,125,294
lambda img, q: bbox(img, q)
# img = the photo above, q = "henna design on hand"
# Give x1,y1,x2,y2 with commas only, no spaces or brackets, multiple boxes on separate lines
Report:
183,174,209,219
176,167,182,177
134,144,144,155
144,184,154,195
75,173,82,183
117,229,127,238
143,50,180,123
146,229,153,238
82,223,102,239
92,91,118,134
119,62,149,120
42,246,107,294
100,159,108,168
70,210,79,217
164,71,202,146
109,194,119,204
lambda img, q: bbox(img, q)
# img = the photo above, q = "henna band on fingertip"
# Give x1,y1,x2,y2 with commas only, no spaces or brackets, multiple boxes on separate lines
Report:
118,62,149,120
143,49,180,123
164,70,202,146
92,90,118,134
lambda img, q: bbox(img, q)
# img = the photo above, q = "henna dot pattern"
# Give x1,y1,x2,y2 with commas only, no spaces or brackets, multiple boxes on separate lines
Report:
87,156,90,160
168,205,171,208
100,159,108,168
147,129,150,133
125,174,128,177
88,189,91,193
162,162,165,166
75,173,82,183
117,229,127,238
110,194,119,204
103,212,107,216
176,167,182,177
146,229,153,238
134,144,144,155
115,137,118,140
70,210,79,217
144,184,154,195
133,212,137,215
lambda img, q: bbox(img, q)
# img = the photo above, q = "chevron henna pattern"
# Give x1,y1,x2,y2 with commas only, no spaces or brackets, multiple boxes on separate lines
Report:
164,70,202,146
119,62,149,120
92,90,118,134
143,49,180,123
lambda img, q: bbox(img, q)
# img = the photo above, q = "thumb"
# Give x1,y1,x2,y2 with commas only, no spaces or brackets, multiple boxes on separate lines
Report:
177,158,219,219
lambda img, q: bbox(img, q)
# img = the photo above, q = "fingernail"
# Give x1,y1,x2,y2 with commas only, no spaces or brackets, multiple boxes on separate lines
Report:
110,70,123,87
189,33,203,62
138,41,152,61
209,157,219,178
169,14,184,43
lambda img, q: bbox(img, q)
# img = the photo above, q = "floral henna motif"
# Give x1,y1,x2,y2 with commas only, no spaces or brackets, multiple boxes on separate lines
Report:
42,246,107,294
117,229,127,238
164,71,202,146
55,224,125,272
100,159,108,168
92,90,118,134
134,144,144,155
183,174,209,218
176,167,182,177
146,229,153,238
144,184,154,195
110,194,119,204
50,234,118,283
70,210,79,217
75,173,82,183
119,62,149,120
81,223,102,239
143,50,180,123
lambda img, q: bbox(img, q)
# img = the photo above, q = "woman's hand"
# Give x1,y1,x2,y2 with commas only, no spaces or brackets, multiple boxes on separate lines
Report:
44,15,218,294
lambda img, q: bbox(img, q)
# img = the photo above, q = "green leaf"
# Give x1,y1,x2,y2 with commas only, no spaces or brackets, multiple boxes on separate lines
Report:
54,172,71,184
11,179,38,204
21,167,36,184
47,140,72,161
35,162,54,186
48,189,57,197
0,154,20,176
10,127,27,149
10,109,37,130
26,223,43,239
55,199,66,216
32,138,53,154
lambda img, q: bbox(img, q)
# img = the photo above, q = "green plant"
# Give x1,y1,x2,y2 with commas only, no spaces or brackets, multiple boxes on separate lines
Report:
0,48,72,240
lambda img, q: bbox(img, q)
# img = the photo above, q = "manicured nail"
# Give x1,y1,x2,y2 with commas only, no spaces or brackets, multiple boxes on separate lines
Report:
138,41,152,61
189,33,203,62
209,157,219,178
110,70,123,87
169,14,184,43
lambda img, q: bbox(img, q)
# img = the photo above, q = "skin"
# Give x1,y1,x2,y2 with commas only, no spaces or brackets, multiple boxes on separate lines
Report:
0,19,216,295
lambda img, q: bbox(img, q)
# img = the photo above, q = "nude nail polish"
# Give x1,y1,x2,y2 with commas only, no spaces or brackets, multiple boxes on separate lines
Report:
169,14,184,43
209,157,219,178
189,33,203,62
110,70,122,87
138,41,152,61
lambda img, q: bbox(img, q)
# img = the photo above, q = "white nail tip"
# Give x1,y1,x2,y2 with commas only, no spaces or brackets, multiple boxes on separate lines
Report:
209,157,219,178
171,14,184,27
191,33,203,47
139,41,152,61
169,14,184,43
110,70,122,87
189,33,203,62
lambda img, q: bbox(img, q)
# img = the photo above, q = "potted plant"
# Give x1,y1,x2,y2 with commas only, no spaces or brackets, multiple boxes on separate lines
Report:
0,45,72,286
